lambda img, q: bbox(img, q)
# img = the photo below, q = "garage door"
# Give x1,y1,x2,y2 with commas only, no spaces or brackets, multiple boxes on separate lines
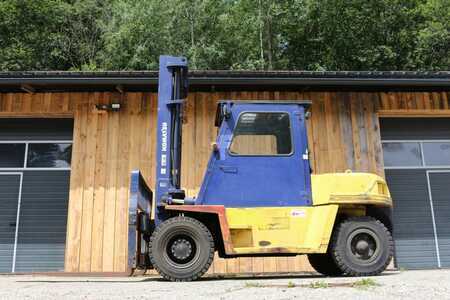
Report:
381,118,450,269
0,119,72,272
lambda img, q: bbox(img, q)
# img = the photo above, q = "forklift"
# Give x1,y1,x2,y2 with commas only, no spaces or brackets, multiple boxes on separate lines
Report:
128,55,394,281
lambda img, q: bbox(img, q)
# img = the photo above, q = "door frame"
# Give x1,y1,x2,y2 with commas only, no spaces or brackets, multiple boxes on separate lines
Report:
426,169,450,269
0,172,23,272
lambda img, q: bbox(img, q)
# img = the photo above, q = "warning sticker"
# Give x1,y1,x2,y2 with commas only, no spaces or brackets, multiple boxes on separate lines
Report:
291,210,306,218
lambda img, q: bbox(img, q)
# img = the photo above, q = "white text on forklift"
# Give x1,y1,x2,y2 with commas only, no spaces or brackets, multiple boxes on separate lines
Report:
161,122,168,174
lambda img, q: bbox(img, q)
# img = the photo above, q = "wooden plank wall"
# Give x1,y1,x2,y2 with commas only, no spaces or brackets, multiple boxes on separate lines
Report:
378,91,450,117
65,92,158,273
0,92,74,117
1,90,449,274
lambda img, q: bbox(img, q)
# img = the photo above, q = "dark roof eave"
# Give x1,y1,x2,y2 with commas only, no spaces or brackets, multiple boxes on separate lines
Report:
1,76,449,86
1,71,450,92
192,77,450,87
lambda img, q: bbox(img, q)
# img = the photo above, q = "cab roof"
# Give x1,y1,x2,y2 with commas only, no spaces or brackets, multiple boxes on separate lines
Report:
217,100,312,106
214,100,311,126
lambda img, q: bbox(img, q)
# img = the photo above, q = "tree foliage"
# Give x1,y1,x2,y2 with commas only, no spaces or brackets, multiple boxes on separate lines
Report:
413,0,450,69
0,0,448,71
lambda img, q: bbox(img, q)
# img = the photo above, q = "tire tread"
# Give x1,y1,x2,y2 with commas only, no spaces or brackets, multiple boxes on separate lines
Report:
330,216,394,276
149,216,215,282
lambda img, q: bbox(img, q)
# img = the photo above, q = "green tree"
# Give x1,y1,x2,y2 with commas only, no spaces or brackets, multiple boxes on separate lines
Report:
0,0,108,70
221,0,291,70
100,0,293,70
284,0,425,70
413,0,450,70
100,0,230,70
0,0,449,71
53,0,110,70
0,0,66,70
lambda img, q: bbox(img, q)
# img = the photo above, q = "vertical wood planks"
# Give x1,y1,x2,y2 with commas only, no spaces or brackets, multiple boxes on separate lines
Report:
90,93,109,272
79,93,99,272
102,92,121,271
338,92,355,171
113,93,131,272
64,93,88,271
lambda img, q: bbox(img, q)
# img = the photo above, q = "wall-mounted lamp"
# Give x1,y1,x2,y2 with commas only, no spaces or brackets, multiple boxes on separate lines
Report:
305,111,311,119
95,103,121,112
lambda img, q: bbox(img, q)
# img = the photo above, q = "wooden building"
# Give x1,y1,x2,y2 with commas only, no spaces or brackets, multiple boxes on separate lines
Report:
0,70,450,274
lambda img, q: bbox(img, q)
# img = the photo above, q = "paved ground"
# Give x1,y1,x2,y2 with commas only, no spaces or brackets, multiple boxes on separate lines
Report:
0,269,449,300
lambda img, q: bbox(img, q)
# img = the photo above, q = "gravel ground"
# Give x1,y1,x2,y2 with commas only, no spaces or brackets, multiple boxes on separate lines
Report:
0,269,449,300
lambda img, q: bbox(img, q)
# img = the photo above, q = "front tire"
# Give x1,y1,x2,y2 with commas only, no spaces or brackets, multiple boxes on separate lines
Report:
149,216,214,281
330,216,393,276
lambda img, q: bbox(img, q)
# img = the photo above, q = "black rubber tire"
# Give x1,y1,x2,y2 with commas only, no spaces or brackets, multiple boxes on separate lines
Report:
330,216,394,276
308,253,343,276
149,216,214,282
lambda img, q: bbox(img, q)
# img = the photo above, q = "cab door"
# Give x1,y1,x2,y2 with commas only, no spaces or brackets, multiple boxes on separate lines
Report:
199,103,311,207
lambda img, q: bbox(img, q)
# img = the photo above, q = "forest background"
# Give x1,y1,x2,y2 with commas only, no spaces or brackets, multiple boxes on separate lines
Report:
1,0,449,71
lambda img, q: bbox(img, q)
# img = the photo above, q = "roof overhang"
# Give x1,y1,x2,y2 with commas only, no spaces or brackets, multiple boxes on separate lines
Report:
1,70,449,93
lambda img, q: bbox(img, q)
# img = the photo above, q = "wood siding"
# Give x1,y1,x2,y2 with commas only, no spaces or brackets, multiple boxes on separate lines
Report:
0,90,449,274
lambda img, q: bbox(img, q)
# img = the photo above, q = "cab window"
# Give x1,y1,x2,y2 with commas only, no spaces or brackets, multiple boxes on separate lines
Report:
229,112,292,155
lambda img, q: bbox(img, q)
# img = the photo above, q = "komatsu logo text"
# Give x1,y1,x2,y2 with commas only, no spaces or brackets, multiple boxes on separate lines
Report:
161,122,168,152
160,122,168,175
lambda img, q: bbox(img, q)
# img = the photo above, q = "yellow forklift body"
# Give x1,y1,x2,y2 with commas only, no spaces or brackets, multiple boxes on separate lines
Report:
223,172,391,255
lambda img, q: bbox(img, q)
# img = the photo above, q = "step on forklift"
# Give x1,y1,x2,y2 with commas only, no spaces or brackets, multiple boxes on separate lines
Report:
128,55,394,281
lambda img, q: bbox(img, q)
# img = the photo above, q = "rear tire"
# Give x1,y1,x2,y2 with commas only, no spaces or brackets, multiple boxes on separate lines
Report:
308,253,343,276
330,216,393,276
149,216,214,281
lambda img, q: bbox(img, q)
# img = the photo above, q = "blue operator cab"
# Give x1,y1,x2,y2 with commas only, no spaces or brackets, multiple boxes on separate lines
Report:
196,100,312,208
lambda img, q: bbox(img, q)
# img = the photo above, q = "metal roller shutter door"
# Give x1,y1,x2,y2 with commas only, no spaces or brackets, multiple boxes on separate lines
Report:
381,118,450,270
385,169,439,269
0,119,72,272
14,171,70,272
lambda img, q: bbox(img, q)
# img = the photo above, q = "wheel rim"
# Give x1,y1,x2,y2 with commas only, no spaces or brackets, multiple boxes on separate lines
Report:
162,231,200,269
347,228,380,265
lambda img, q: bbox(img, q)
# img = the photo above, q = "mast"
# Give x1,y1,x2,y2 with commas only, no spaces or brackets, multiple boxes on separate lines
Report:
154,55,188,223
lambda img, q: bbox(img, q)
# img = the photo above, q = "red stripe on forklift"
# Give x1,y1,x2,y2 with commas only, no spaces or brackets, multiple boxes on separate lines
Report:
164,205,234,254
